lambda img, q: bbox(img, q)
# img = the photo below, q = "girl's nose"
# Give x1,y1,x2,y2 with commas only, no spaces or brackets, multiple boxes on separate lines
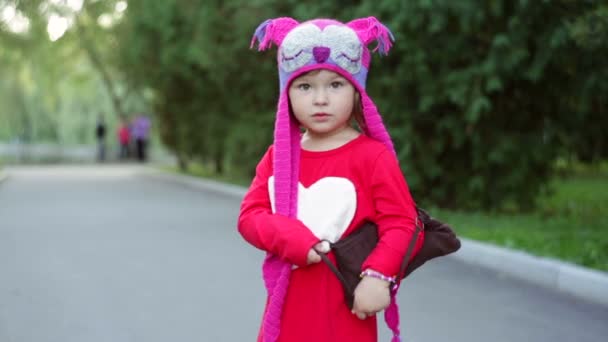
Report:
313,46,330,63
313,89,329,105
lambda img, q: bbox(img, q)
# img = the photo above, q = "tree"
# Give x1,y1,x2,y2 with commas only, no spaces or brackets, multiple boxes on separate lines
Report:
351,0,607,210
112,0,606,210
563,1,608,163
0,0,136,145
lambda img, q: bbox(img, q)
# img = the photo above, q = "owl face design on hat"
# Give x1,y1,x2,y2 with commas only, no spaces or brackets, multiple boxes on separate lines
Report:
252,17,394,91
279,22,363,74
277,20,368,90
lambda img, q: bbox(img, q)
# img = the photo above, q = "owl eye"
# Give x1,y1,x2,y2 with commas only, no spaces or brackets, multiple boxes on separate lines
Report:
336,52,361,70
279,24,320,73
323,25,363,74
280,48,312,73
334,50,361,74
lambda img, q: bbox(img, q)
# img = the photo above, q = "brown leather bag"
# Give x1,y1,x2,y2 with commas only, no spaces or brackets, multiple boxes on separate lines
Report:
318,208,460,309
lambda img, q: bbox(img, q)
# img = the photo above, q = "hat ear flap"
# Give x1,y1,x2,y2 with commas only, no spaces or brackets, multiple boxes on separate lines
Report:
251,17,300,50
347,17,395,55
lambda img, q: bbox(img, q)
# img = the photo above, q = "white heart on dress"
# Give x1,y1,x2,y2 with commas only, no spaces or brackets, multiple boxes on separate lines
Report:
269,176,357,243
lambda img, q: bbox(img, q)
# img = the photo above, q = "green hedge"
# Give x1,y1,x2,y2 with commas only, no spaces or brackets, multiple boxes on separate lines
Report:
117,0,608,211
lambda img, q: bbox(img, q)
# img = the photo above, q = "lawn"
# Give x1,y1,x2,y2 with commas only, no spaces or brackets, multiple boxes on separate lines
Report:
435,165,608,272
168,162,608,272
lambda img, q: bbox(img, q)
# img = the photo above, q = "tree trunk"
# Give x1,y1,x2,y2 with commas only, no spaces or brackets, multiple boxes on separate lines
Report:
74,15,125,118
177,154,189,172
213,144,224,174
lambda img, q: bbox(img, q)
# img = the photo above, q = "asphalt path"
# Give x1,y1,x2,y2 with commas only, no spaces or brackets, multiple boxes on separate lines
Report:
0,165,606,342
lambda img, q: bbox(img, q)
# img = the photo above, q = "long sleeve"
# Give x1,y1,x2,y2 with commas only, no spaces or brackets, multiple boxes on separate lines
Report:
238,146,320,267
361,149,418,276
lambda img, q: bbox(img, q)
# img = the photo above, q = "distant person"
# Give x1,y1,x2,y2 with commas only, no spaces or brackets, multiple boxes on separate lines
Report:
95,115,107,162
131,114,151,162
117,116,131,160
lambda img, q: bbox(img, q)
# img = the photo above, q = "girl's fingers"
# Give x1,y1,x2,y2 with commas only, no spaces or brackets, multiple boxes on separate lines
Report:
307,249,321,264
314,240,330,253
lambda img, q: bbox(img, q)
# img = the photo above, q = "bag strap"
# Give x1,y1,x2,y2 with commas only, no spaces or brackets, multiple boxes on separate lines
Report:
396,209,424,282
317,245,354,294
317,208,423,291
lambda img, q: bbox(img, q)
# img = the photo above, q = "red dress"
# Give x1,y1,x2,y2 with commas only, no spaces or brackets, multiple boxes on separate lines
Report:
238,135,423,342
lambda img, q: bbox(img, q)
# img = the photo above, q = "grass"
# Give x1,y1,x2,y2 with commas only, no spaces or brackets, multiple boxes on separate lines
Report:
166,161,608,272
435,164,608,272
163,162,252,187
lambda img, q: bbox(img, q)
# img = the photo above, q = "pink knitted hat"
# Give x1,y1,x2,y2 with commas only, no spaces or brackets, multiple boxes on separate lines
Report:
251,17,402,342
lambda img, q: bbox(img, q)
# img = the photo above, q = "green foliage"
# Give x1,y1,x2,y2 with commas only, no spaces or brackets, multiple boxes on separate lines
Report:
112,0,608,211
225,111,275,179
116,0,273,170
562,2,608,163
539,162,608,220
348,0,608,210
436,165,608,271
2,0,605,269
0,0,142,145
439,208,608,272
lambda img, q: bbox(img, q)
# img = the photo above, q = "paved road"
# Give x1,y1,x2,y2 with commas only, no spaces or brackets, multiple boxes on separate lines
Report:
1,165,607,342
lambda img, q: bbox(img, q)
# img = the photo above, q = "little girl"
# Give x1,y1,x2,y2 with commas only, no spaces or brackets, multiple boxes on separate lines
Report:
238,17,424,342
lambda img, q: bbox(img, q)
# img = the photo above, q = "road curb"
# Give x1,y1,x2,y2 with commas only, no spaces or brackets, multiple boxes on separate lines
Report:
453,239,608,306
142,168,608,307
0,170,7,185
141,168,247,198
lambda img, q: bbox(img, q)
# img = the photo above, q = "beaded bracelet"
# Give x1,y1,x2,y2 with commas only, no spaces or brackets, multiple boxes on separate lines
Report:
359,269,396,284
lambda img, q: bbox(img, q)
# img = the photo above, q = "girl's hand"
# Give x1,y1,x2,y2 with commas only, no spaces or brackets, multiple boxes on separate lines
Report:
306,241,330,265
306,248,321,264
352,274,391,319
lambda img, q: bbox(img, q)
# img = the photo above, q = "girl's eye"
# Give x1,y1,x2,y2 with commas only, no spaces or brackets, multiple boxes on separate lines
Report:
297,83,311,91
331,81,344,88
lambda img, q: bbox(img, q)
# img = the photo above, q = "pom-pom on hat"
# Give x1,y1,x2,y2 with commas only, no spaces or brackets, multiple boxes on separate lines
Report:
251,17,402,342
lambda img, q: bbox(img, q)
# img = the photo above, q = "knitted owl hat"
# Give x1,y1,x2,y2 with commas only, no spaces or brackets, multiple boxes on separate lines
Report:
251,17,402,342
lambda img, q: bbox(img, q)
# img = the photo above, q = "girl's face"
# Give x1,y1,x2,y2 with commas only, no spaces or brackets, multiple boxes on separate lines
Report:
289,69,357,139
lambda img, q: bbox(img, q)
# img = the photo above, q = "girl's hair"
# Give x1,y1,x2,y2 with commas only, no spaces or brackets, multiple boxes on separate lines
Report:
352,92,367,133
